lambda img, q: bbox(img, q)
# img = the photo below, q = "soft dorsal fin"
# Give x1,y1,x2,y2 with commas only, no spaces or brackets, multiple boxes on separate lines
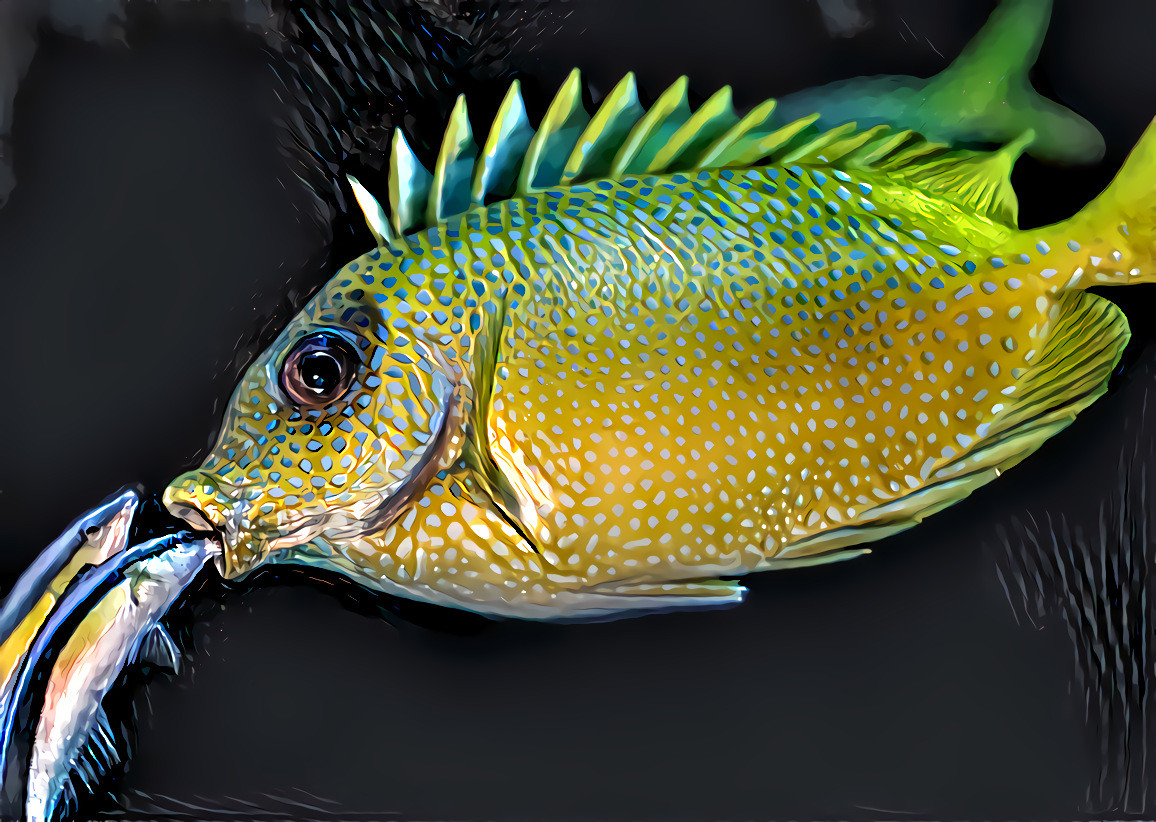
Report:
875,130,1034,226
351,69,1031,242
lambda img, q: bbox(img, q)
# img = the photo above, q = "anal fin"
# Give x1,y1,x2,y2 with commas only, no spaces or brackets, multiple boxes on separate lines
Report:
547,579,746,621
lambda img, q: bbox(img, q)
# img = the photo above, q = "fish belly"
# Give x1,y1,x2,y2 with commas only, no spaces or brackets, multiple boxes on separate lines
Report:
484,166,1083,585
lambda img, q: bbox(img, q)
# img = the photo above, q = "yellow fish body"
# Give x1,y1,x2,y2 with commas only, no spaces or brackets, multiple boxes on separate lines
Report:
164,72,1156,619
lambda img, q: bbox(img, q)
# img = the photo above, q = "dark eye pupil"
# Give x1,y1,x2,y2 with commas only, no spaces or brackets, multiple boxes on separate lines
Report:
300,352,341,393
280,332,359,407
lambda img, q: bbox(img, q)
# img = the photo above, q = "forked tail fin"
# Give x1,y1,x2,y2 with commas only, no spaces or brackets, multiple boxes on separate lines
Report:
921,0,1105,165
1048,118,1156,289
775,0,1105,166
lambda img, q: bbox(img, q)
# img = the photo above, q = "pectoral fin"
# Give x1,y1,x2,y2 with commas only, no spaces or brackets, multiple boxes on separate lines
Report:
130,624,180,673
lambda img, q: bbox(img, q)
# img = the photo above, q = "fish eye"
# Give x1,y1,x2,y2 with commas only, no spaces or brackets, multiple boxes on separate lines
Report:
279,332,359,407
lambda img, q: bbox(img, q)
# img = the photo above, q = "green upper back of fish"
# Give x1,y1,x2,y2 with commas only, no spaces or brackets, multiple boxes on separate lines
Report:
164,62,1156,620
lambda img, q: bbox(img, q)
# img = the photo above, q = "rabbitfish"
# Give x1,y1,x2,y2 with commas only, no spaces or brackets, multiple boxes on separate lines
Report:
164,70,1156,619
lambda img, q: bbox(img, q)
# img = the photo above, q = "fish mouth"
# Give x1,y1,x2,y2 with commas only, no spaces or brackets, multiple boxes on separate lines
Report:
160,479,249,578
162,472,409,580
165,460,380,579
163,469,434,581
164,500,233,574
166,498,217,535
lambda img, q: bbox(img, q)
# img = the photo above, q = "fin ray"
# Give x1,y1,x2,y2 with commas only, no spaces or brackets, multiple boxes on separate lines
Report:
429,95,478,225
518,68,589,193
132,623,181,672
388,130,433,236
472,80,535,205
609,76,691,178
347,175,395,248
697,97,780,170
647,85,738,173
880,130,1033,226
561,73,644,184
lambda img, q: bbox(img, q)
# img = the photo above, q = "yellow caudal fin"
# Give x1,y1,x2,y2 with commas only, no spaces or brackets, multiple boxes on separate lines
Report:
1048,117,1156,288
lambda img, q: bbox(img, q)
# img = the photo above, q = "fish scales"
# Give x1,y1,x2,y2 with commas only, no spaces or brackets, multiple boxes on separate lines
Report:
164,72,1156,619
487,166,1040,572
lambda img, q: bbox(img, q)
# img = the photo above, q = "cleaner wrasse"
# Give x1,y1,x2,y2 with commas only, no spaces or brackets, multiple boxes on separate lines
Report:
161,64,1156,619
0,490,218,821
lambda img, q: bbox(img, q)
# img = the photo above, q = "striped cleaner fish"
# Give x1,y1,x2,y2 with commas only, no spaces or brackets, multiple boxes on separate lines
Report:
161,67,1156,621
0,490,217,822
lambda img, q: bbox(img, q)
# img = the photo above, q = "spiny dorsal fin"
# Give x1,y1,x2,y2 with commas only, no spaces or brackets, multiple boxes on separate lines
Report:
647,85,737,173
561,72,644,184
472,80,534,206
696,96,779,170
347,175,395,248
429,95,478,226
854,128,922,166
609,76,691,177
389,130,432,237
781,121,861,164
350,70,1031,243
519,68,589,193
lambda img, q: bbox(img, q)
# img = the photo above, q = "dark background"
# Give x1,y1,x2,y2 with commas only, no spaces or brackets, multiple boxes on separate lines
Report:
2,0,1156,817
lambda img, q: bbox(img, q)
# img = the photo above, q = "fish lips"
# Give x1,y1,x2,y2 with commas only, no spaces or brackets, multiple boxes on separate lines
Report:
161,479,278,579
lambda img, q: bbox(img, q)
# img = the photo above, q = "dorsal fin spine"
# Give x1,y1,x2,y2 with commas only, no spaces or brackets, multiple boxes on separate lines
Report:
518,68,589,194
609,76,690,178
561,72,644,184
429,94,478,225
389,130,432,236
347,174,396,248
850,128,918,166
781,122,860,164
697,97,779,170
648,85,737,174
472,80,534,206
810,125,891,166
721,113,820,168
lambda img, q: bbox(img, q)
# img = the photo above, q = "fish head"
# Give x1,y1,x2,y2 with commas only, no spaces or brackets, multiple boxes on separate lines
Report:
163,250,467,580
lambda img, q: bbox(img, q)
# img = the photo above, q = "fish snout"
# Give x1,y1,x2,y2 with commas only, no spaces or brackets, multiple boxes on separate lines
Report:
163,472,229,532
162,472,260,579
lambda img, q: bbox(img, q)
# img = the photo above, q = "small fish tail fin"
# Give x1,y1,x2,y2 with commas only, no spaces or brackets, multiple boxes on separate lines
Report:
1051,118,1156,289
923,0,1105,165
